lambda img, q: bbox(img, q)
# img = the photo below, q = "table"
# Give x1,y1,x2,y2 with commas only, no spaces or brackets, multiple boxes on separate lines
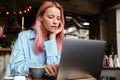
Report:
0,48,12,52
101,67,120,80
27,78,96,80
27,78,47,80
5,76,96,80
4,76,48,80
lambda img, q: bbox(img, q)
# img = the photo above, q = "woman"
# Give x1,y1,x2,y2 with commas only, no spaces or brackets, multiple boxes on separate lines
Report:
10,1,64,76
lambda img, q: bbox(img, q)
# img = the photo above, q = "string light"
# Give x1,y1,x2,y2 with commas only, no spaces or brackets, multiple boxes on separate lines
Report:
27,9,30,11
13,12,17,15
0,6,32,15
29,6,32,8
19,11,22,14
6,12,9,15
24,10,27,13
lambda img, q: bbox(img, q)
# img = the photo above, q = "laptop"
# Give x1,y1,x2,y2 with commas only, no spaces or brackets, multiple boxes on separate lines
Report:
57,38,106,80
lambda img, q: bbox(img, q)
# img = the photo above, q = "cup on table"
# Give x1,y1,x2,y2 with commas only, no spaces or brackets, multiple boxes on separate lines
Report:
29,66,45,79
4,76,14,80
14,76,26,80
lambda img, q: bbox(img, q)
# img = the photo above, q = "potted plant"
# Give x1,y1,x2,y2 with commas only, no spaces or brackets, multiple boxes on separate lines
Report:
11,39,16,48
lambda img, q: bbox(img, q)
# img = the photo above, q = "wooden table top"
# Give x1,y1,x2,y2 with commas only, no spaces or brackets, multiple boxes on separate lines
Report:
0,48,12,52
26,78,47,80
4,76,48,80
5,76,96,80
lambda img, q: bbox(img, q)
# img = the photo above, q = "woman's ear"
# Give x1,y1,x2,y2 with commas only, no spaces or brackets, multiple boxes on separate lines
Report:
39,16,42,22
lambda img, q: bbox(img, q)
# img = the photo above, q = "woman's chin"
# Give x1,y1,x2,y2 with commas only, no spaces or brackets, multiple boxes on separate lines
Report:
49,30,56,33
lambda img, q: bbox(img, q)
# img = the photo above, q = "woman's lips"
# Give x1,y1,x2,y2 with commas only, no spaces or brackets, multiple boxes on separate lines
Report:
51,26,58,30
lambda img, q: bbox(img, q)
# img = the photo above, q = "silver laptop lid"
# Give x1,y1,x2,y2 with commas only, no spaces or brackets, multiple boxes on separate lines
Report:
57,38,106,80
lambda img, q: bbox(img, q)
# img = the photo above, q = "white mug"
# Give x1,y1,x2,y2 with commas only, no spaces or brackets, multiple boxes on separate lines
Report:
14,76,26,80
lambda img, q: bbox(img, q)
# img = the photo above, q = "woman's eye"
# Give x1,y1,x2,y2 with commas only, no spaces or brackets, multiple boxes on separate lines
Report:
57,17,61,20
48,16,53,19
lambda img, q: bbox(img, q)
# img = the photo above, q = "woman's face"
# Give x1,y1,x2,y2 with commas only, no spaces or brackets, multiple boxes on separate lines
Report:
40,6,61,33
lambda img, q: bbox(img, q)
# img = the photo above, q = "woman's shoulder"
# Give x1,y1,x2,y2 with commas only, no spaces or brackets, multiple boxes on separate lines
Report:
19,29,34,35
18,29,35,38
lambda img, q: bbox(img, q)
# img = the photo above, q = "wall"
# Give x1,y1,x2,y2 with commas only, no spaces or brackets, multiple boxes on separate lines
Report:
116,9,120,59
89,9,117,56
99,9,117,56
0,15,8,25
100,15,107,41
89,16,100,40
105,9,117,55
0,14,21,47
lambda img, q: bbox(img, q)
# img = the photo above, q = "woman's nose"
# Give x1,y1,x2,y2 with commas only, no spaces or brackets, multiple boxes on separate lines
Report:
53,18,58,24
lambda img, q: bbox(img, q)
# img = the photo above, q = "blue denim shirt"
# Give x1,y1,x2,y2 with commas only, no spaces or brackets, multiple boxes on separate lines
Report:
10,30,61,76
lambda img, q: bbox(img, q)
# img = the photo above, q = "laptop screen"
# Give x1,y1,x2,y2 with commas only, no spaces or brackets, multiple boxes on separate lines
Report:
57,38,106,80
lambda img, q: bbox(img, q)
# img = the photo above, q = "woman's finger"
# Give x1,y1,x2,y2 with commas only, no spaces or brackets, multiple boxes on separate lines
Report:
51,65,58,75
44,66,51,74
45,65,56,75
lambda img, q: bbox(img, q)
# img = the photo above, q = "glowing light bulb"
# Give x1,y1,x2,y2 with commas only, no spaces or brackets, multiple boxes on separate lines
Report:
6,11,9,15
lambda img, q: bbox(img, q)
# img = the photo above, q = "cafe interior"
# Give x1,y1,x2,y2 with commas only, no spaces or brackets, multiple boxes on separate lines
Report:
0,0,120,80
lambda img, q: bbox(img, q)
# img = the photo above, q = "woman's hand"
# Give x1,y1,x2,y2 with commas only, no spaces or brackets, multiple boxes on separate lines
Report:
49,24,63,40
44,64,59,76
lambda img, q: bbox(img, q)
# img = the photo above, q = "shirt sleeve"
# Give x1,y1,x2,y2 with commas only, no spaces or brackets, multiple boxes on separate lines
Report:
10,32,30,76
44,40,61,65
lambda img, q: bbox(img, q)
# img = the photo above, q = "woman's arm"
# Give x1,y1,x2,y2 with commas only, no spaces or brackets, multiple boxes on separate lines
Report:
44,40,61,76
10,31,30,76
44,40,61,65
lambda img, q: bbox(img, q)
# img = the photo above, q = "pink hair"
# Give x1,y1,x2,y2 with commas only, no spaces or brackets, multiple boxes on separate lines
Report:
33,1,64,53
